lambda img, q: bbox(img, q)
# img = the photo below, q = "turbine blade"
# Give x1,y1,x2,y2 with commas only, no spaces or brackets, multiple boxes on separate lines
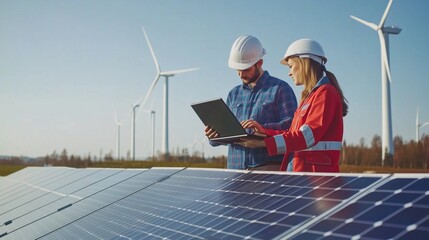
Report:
350,15,378,30
160,68,199,76
136,74,161,117
132,96,143,108
148,96,155,111
142,27,161,74
378,30,392,82
379,0,394,28
117,102,135,126
114,111,118,124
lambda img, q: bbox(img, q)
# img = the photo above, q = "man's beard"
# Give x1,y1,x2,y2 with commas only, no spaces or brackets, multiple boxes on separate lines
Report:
242,72,260,85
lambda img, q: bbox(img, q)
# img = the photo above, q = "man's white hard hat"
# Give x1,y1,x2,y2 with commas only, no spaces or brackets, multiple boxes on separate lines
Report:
228,35,266,70
281,38,327,65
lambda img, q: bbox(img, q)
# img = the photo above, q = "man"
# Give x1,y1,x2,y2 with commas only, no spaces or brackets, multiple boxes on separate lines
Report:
205,35,297,170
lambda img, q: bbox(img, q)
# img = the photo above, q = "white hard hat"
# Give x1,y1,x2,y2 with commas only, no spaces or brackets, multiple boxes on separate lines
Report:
228,35,266,70
280,39,327,65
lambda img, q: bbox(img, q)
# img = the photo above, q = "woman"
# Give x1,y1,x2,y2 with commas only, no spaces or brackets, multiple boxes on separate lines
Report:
240,39,348,172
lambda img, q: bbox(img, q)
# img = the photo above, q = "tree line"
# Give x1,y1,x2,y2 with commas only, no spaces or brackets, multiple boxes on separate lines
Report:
2,135,428,169
1,148,226,168
341,135,429,169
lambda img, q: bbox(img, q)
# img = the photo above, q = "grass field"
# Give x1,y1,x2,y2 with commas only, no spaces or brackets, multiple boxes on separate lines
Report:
0,165,27,176
340,165,429,174
1,163,428,176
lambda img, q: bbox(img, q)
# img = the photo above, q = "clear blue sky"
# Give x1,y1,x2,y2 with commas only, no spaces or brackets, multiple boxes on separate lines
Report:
1,0,429,159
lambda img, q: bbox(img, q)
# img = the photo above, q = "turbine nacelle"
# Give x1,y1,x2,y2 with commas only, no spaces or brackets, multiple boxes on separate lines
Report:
417,107,429,128
416,107,429,142
114,112,122,126
160,68,200,77
382,26,402,34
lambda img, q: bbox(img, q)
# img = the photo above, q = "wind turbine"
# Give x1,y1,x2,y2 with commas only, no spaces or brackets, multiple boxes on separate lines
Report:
189,136,206,159
114,112,122,160
351,0,401,165
200,137,206,159
138,27,199,159
416,107,429,143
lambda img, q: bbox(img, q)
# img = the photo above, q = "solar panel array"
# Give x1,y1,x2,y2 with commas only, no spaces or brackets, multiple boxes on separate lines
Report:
0,167,428,239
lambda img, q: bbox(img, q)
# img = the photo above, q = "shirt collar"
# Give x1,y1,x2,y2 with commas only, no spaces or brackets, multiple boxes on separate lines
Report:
242,70,270,90
312,75,330,91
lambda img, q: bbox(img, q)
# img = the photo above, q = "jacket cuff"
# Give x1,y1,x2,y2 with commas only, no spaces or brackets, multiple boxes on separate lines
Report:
265,134,286,156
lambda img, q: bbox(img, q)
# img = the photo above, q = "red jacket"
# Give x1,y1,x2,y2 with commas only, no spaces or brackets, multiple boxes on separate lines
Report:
264,77,343,172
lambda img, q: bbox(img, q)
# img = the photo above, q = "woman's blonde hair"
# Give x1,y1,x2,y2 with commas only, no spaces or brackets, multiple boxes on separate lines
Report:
291,57,348,116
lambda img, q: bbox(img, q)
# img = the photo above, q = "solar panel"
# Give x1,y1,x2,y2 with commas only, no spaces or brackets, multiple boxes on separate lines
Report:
288,174,429,239
2,168,181,239
0,167,77,209
2,168,125,233
1,167,428,239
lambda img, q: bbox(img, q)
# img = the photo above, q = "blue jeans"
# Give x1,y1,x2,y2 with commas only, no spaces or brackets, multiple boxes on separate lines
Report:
286,154,294,171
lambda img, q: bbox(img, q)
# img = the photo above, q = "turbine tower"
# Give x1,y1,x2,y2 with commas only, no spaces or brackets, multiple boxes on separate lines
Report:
131,103,139,161
416,107,429,143
141,108,156,160
138,27,199,159
150,110,156,160
114,112,121,160
351,0,401,165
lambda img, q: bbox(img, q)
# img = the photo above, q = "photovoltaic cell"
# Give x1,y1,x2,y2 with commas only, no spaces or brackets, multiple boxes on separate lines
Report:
1,167,428,239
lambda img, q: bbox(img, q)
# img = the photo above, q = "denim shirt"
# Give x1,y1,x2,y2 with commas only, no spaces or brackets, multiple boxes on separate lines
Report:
212,71,297,169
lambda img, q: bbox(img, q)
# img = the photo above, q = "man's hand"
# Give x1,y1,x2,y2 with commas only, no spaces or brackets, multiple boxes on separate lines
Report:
236,139,266,148
205,126,219,139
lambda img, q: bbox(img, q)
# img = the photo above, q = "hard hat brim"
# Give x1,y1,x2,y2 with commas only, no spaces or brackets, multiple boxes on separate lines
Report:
280,54,327,66
280,57,288,66
228,60,258,70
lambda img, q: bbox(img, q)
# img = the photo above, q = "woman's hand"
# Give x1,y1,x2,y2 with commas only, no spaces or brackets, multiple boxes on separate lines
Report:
241,120,266,134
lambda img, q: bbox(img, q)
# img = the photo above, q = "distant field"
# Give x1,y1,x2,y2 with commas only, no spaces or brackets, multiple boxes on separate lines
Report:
340,165,429,174
1,163,428,176
0,165,26,176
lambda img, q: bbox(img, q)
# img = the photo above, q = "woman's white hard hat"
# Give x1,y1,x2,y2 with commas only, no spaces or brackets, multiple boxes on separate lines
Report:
228,35,266,70
281,38,327,65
